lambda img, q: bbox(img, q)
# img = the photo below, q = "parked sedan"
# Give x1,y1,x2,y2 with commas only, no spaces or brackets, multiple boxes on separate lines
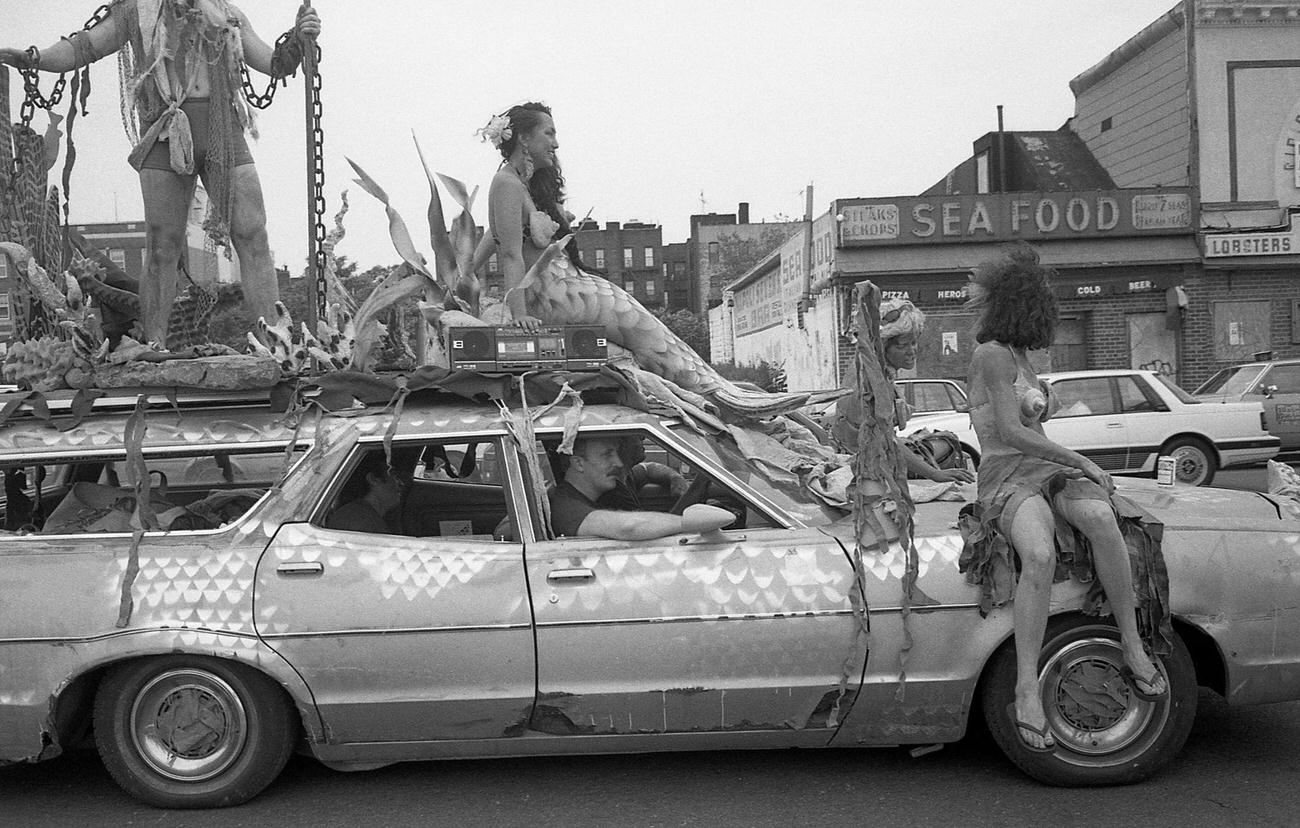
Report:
1193,357,1300,459
2,384,1299,808
904,369,1279,486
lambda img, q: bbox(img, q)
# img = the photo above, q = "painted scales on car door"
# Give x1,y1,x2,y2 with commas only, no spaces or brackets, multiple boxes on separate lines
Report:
524,527,863,740
254,526,535,743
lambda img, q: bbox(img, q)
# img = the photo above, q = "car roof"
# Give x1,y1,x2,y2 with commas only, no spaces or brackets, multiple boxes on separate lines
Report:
0,387,674,462
1038,369,1154,380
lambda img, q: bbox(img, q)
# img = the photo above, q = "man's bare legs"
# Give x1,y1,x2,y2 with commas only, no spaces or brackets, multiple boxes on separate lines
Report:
221,164,278,327
139,169,198,346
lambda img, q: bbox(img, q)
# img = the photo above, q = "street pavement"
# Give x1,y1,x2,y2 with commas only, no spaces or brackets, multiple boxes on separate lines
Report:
2,689,1298,826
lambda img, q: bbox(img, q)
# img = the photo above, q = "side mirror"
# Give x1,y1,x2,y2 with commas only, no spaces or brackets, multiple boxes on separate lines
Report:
954,401,970,414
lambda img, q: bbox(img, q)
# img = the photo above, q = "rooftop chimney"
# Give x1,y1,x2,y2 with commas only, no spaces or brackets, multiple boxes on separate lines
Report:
606,221,620,231
738,202,750,224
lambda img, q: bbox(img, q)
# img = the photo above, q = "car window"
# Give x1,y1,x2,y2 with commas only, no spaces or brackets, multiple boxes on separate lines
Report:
1196,365,1264,396
5,447,299,535
1050,378,1115,417
318,440,515,541
1262,364,1300,394
535,430,779,539
911,382,954,413
1118,376,1160,413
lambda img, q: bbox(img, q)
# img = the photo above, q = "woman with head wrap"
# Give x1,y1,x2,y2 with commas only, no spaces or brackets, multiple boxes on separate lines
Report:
880,297,975,485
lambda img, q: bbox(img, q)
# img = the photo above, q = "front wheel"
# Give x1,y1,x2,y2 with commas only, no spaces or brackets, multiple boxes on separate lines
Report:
981,615,1197,786
94,656,297,808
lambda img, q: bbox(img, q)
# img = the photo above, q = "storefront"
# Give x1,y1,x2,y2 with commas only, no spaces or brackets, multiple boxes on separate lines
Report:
827,188,1200,383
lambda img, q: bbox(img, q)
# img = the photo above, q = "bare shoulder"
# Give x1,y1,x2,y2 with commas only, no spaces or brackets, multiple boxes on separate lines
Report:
969,341,1016,380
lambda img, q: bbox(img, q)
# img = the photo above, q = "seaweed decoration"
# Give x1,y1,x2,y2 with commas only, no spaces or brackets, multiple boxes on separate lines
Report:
839,281,918,698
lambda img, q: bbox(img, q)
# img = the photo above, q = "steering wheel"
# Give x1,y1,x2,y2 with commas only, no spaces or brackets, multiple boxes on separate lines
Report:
669,473,710,515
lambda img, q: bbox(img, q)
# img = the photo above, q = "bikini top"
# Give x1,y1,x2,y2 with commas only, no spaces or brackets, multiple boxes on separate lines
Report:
970,344,1049,426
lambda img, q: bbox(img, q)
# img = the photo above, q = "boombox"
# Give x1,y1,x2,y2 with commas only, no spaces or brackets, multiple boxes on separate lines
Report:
446,325,609,373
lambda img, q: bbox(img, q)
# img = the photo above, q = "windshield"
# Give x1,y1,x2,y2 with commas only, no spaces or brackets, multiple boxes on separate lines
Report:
1194,365,1264,397
669,424,844,527
1155,373,1199,404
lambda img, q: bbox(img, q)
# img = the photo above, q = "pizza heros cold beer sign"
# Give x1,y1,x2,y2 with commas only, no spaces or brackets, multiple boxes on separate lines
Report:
836,188,1193,247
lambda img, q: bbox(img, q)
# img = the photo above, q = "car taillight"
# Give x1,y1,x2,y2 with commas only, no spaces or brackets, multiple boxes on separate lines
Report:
1262,411,1268,431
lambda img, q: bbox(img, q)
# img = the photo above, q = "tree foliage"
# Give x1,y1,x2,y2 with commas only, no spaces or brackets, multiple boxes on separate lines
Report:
653,308,710,361
708,225,796,305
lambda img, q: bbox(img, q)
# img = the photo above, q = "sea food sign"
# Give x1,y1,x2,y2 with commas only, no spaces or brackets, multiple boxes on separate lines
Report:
836,188,1194,247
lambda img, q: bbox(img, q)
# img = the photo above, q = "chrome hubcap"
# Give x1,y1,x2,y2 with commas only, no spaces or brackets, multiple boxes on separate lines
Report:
1038,637,1167,765
130,669,247,781
1170,446,1208,484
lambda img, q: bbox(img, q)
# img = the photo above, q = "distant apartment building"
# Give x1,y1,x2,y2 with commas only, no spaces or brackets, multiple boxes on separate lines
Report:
574,219,665,308
689,203,801,313
661,241,690,312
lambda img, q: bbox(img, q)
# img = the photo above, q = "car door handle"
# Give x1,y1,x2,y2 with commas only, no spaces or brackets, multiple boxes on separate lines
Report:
276,561,324,577
1106,422,1124,428
547,568,595,582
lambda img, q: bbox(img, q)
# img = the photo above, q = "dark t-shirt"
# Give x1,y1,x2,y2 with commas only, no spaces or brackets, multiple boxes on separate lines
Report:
324,499,389,534
550,481,598,537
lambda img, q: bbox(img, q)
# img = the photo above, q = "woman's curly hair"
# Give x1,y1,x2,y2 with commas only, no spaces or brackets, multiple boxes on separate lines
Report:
967,242,1058,349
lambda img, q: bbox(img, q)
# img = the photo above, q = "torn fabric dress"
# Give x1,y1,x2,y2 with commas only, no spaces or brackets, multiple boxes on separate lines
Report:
956,348,1173,654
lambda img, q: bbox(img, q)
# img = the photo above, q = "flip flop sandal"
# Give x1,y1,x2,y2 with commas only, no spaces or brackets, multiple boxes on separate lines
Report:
1120,665,1169,701
1006,703,1056,754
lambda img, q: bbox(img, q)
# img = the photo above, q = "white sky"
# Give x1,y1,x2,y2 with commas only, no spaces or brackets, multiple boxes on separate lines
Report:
5,1,1179,272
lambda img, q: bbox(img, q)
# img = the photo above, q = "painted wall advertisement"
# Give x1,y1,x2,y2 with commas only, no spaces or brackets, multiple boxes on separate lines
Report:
733,229,807,337
835,188,1194,247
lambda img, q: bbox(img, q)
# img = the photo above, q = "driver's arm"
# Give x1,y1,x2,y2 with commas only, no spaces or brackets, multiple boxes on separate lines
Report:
576,505,731,541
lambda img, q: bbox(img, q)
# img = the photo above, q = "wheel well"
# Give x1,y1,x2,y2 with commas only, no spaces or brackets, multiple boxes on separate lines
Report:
1159,433,1219,463
1172,616,1226,696
50,656,303,754
966,612,1227,730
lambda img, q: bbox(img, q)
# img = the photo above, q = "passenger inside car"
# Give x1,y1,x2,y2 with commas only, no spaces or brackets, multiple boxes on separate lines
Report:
324,452,413,535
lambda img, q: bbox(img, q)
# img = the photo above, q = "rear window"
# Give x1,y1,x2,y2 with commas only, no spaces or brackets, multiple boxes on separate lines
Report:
1155,373,1199,404
1195,365,1264,397
2,447,303,535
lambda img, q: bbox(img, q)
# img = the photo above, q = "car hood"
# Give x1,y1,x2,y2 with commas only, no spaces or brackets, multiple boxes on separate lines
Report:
819,477,1282,546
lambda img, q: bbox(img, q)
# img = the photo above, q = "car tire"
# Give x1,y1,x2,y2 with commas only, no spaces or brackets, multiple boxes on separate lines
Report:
980,614,1197,786
93,656,296,809
1161,437,1217,486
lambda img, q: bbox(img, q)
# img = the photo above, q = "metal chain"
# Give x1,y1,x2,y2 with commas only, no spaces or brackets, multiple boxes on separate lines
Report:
240,32,293,110
17,4,111,127
308,41,328,326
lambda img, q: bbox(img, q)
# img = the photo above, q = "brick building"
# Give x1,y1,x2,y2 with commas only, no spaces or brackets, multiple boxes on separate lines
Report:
574,219,665,308
1069,0,1300,387
661,241,690,311
689,204,801,314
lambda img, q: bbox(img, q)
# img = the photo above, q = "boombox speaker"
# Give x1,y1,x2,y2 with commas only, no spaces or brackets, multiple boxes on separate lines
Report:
447,327,497,371
564,327,608,368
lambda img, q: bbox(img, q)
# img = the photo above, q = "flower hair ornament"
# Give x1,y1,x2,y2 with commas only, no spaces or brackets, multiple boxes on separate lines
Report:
475,114,513,149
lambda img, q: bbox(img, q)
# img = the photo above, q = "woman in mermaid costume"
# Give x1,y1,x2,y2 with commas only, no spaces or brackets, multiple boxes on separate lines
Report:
469,102,820,418
959,243,1171,754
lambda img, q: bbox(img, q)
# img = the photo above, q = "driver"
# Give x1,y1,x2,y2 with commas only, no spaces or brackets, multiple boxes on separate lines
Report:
596,435,689,511
550,437,731,540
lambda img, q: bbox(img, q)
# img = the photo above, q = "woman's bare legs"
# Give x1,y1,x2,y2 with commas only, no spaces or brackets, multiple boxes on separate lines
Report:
1054,494,1165,692
1005,495,1058,749
139,169,199,345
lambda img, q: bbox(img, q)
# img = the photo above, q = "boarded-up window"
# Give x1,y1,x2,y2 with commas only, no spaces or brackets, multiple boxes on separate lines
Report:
1050,316,1087,372
1128,312,1177,376
913,312,976,379
1212,300,1270,361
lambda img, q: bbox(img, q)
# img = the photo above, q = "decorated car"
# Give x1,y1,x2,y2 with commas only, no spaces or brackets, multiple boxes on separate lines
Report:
904,369,1279,486
2,377,1299,808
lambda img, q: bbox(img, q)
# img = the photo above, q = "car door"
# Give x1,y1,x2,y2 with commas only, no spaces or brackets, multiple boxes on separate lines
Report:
1044,377,1131,471
253,438,536,744
1108,374,1171,473
1258,363,1300,454
520,430,863,743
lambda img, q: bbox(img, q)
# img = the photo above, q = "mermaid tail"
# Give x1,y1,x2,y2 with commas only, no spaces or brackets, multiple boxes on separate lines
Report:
521,254,842,418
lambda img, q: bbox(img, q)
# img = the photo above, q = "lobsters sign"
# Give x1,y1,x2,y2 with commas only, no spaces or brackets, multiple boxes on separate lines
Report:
836,188,1194,247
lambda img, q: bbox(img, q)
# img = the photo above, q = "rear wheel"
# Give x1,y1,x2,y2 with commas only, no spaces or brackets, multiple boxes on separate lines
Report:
1160,437,1217,486
981,615,1197,786
94,656,296,808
